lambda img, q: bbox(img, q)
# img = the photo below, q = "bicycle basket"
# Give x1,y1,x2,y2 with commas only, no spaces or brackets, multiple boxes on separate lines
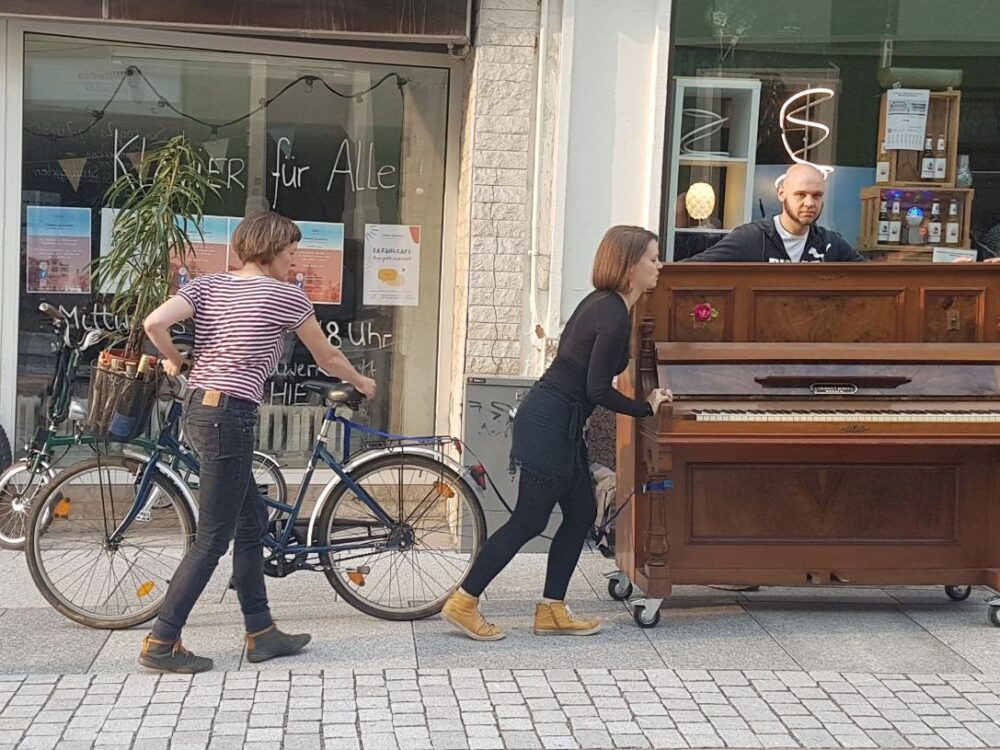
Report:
85,361,157,442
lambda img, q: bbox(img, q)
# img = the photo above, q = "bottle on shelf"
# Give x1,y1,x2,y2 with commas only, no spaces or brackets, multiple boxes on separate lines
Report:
877,200,890,243
920,136,936,180
875,142,890,184
933,134,948,180
928,199,942,245
945,198,961,245
888,200,902,244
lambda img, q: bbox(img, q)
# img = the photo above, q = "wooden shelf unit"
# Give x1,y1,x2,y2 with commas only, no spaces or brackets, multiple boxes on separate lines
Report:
859,185,973,252
875,90,961,188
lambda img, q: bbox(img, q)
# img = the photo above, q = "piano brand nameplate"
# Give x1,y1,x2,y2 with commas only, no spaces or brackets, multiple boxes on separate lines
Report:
810,384,858,395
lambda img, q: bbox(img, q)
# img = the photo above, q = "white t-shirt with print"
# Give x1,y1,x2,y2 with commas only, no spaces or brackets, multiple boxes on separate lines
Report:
773,215,808,263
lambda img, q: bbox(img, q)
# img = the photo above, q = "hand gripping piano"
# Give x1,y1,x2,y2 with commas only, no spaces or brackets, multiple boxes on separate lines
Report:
610,262,1000,628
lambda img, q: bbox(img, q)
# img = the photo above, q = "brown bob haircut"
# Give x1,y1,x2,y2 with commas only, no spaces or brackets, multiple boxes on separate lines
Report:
231,211,302,266
591,225,658,293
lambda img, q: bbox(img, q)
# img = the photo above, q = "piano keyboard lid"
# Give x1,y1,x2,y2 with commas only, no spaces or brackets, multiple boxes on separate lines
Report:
655,343,1000,399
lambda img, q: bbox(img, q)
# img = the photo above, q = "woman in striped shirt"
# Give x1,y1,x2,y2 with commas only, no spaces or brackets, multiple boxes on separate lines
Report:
140,211,376,673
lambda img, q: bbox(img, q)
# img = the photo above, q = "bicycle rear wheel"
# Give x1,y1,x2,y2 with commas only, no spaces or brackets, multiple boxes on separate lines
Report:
25,455,195,629
318,453,485,620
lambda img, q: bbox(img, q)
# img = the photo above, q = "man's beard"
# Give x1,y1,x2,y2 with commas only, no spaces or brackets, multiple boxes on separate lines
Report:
782,199,822,226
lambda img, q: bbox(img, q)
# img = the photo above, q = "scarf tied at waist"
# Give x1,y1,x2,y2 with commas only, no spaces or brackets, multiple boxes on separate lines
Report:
508,381,590,482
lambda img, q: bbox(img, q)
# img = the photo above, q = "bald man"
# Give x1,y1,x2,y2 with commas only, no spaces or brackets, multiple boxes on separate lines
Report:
683,164,864,263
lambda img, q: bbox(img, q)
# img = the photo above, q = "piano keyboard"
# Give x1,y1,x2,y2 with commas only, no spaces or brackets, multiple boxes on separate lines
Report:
690,409,1000,423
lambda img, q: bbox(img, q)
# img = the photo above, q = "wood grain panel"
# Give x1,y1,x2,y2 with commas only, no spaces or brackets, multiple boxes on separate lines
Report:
689,464,958,543
922,290,985,342
750,290,905,342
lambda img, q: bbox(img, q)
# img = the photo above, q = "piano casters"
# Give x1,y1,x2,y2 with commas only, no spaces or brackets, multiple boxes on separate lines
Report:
944,585,972,601
606,478,674,629
604,570,662,628
988,596,1000,628
606,571,633,601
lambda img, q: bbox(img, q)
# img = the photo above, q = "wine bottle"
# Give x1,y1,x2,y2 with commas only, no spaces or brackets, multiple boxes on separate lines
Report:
920,137,935,180
877,200,890,243
945,199,961,245
875,142,890,183
888,200,902,244
927,199,942,244
933,134,947,180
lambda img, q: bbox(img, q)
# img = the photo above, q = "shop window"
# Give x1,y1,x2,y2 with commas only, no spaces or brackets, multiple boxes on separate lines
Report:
17,34,450,465
666,0,1000,262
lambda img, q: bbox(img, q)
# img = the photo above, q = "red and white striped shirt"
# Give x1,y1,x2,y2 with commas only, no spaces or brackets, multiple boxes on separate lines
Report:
177,273,315,403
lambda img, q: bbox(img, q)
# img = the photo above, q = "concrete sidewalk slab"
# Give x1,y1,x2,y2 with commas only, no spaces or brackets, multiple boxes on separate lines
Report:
744,601,979,673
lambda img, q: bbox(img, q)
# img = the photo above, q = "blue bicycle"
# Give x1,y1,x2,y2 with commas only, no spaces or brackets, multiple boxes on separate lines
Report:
26,379,487,627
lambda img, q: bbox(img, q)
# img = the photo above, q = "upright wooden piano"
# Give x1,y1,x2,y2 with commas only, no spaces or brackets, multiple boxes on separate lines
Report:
613,263,1000,627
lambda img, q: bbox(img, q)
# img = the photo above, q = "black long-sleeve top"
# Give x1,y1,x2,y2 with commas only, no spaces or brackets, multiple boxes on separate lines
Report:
539,291,653,418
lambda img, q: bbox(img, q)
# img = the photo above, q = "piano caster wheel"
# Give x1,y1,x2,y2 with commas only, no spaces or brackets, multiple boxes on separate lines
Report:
945,585,972,601
633,604,660,629
607,575,633,601
989,606,1000,628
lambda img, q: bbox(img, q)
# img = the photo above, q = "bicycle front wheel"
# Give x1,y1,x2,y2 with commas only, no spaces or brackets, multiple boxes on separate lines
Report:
318,453,485,620
0,459,54,550
26,455,195,629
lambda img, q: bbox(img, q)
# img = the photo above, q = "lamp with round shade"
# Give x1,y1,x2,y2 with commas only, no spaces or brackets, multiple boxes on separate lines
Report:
685,182,716,227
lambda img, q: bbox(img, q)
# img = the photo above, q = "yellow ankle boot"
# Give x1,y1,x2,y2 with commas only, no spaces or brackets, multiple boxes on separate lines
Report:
442,590,505,641
533,601,602,636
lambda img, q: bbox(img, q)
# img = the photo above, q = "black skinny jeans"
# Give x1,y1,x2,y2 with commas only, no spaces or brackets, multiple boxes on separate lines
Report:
151,392,272,642
462,385,596,600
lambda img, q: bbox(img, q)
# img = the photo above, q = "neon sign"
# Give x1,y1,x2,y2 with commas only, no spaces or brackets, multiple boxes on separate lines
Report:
779,87,836,177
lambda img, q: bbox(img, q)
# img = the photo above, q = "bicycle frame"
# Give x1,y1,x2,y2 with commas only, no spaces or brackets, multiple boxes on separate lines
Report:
106,399,198,545
262,405,457,557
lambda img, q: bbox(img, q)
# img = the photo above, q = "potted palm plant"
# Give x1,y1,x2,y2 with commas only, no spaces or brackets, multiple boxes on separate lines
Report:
87,134,220,440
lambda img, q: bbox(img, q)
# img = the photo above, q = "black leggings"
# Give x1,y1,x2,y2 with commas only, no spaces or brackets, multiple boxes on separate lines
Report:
461,461,596,601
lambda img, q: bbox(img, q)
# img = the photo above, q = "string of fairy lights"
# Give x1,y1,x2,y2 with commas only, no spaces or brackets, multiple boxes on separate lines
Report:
23,64,408,142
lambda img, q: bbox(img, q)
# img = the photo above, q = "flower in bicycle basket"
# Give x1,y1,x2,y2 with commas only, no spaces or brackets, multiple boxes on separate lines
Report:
690,302,718,323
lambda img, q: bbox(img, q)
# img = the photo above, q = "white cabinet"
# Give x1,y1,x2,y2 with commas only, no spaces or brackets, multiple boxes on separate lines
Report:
664,77,761,261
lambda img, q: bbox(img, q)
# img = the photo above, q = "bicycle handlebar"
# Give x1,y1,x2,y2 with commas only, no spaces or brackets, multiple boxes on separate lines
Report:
38,302,64,323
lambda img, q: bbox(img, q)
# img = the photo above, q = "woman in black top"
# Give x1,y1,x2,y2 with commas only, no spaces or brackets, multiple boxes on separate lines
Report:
442,225,673,639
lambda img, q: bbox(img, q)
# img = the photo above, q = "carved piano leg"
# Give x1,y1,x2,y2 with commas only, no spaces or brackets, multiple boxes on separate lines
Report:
634,485,672,601
643,488,670,585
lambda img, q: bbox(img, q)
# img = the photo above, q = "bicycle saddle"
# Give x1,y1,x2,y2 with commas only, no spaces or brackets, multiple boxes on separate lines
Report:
301,380,362,406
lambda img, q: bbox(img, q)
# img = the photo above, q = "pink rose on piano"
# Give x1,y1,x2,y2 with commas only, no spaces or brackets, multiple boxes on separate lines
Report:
690,302,719,324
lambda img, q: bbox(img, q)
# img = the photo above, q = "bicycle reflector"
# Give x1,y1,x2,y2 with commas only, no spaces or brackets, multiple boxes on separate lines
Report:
136,581,156,598
53,496,72,518
347,568,367,586
433,481,455,499
470,464,487,491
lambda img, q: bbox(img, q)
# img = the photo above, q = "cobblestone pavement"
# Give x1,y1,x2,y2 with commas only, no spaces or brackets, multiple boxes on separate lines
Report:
4,667,1000,750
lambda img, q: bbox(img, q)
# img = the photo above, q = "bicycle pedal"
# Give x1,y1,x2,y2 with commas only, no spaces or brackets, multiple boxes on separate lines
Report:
136,509,152,523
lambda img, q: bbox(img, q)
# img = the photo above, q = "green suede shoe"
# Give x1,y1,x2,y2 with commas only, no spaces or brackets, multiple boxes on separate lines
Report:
245,624,311,663
138,635,213,674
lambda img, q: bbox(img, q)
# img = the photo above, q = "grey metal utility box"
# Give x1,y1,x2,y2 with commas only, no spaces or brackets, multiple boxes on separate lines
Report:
463,375,561,552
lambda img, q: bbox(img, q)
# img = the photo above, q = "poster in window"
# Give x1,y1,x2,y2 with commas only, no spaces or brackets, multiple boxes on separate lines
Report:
288,221,345,304
363,224,421,307
169,215,231,289
26,206,91,294
885,89,930,151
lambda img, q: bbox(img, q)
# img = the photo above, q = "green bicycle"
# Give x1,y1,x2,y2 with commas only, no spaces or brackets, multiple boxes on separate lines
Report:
0,304,286,550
